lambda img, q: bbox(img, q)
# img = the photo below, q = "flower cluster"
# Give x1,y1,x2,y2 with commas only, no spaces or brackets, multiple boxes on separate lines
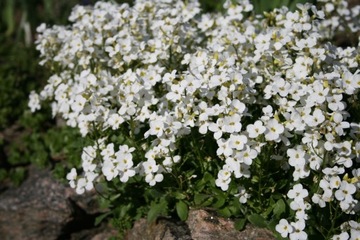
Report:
30,0,360,238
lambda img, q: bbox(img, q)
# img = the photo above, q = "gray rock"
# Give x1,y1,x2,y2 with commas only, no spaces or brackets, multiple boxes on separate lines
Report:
125,218,192,240
0,166,117,240
0,166,73,240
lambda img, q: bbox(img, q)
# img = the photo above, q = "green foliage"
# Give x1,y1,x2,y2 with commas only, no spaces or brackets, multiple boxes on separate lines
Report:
198,0,226,12
92,127,296,235
0,0,87,42
196,0,316,14
247,213,267,228
0,0,88,188
0,44,41,129
176,200,189,221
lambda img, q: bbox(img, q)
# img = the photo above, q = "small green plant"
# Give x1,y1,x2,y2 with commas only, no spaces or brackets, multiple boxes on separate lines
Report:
0,0,91,187
30,0,360,239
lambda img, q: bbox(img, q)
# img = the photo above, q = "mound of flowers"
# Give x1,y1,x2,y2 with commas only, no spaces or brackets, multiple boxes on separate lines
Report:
30,0,360,238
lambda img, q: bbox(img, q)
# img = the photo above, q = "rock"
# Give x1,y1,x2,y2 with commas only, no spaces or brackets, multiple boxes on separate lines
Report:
0,166,117,240
0,166,71,240
125,209,275,240
125,217,192,240
187,209,274,240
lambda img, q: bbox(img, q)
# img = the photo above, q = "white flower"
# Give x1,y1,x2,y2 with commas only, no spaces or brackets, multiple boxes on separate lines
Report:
290,200,310,220
75,178,87,194
209,119,224,140
142,160,159,174
107,113,124,130
312,193,326,208
66,168,77,188
28,91,41,112
308,153,323,171
349,221,360,240
335,181,356,202
236,146,257,165
215,168,232,191
246,120,266,139
265,119,284,141
216,138,233,157
100,143,115,161
292,165,310,181
287,184,309,203
229,134,248,150
276,219,293,238
289,220,308,240
222,114,242,133
342,70,359,95
327,94,345,112
102,160,118,181
147,119,165,138
287,147,306,167
331,232,349,240
235,186,250,203
166,83,184,102
145,173,164,186
319,179,334,200
71,95,87,113
119,168,136,183
230,99,246,114
304,108,325,127
254,33,271,53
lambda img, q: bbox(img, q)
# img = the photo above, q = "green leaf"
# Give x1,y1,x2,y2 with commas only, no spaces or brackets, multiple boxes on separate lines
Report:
119,203,133,219
195,179,206,191
174,192,187,200
228,205,240,216
251,175,259,183
110,193,121,201
212,195,226,208
234,218,247,231
271,193,283,200
194,193,213,206
147,200,167,222
196,172,215,190
185,169,196,179
94,211,112,226
276,179,288,190
145,188,164,200
263,205,274,218
218,207,232,218
176,201,189,221
268,218,280,232
247,214,267,228
203,172,214,182
273,199,286,218
4,0,15,36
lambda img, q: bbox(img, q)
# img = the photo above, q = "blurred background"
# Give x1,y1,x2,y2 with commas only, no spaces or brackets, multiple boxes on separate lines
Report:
0,0,86,188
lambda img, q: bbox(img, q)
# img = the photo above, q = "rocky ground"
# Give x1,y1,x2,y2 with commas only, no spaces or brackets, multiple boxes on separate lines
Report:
0,166,118,240
0,166,275,240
